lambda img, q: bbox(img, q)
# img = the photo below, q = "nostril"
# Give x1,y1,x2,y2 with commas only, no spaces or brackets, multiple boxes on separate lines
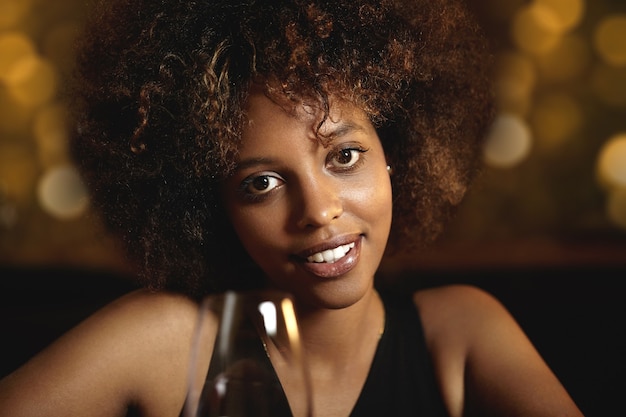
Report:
294,176,344,228
296,199,343,229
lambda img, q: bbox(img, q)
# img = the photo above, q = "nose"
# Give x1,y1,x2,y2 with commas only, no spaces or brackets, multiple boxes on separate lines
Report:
294,175,344,229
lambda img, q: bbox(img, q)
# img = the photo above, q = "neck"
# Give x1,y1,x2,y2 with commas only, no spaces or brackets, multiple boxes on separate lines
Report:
294,287,385,366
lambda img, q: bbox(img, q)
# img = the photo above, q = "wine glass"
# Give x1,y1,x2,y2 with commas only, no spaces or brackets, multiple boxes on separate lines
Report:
180,290,313,417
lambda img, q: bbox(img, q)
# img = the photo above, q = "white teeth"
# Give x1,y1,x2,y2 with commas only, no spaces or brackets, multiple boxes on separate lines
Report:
307,242,355,264
311,252,324,263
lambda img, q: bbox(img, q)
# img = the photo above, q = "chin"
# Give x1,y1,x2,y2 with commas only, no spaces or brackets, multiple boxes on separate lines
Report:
288,276,374,311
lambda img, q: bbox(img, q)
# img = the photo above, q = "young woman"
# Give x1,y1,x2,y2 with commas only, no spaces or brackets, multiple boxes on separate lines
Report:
0,0,584,416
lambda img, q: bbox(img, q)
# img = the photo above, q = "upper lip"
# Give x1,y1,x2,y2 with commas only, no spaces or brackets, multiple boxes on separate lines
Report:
294,234,362,259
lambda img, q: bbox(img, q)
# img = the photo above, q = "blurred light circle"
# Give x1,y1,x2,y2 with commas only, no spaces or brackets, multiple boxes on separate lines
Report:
597,134,626,189
531,93,582,149
484,114,533,168
37,165,89,220
526,3,562,33
607,189,626,230
0,0,33,29
0,89,32,133
6,55,58,107
535,0,585,33
594,15,626,67
512,4,562,55
0,143,38,202
0,31,36,81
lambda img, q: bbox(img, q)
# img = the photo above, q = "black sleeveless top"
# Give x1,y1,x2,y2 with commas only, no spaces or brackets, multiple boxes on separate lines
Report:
349,291,448,416
182,291,448,417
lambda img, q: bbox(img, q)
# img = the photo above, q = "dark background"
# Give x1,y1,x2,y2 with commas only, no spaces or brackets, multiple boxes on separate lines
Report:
2,264,624,417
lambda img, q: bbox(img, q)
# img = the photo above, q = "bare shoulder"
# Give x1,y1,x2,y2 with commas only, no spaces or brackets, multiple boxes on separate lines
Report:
97,288,201,337
411,284,584,417
0,289,202,417
413,284,508,342
413,284,503,321
411,285,507,405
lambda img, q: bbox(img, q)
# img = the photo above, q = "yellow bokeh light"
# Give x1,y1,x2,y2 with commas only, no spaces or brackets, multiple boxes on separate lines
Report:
596,134,626,190
37,164,89,220
512,4,563,55
531,93,582,149
535,0,585,33
527,3,563,33
6,55,58,107
0,31,36,81
535,33,590,83
594,15,626,67
483,113,533,168
0,90,32,134
0,0,33,29
0,143,38,203
495,52,536,115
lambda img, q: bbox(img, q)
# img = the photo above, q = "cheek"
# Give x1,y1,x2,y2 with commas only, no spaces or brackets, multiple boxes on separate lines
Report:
348,169,393,231
227,205,285,260
373,179,393,231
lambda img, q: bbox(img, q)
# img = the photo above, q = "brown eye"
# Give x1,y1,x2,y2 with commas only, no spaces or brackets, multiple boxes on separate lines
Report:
242,173,284,196
328,147,368,171
252,176,270,191
336,149,354,165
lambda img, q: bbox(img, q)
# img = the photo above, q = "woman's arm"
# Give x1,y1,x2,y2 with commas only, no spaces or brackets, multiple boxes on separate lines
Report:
0,289,201,417
415,284,584,417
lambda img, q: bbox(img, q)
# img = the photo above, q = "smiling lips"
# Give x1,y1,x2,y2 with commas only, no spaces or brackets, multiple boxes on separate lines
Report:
306,242,355,263
297,237,361,278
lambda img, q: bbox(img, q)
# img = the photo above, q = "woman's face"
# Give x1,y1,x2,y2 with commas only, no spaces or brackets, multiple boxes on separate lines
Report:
221,92,392,309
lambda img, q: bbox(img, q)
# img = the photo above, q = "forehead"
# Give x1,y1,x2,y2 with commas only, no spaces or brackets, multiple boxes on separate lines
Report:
242,91,370,144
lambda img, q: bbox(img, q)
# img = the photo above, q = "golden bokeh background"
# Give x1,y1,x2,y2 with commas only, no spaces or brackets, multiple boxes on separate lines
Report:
1,0,626,276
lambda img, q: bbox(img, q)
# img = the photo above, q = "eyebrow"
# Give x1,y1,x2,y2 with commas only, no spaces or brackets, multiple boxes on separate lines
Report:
233,120,367,172
319,120,365,139
233,157,277,173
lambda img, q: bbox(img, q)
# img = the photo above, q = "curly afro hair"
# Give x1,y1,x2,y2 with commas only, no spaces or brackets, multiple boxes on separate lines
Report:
69,0,494,298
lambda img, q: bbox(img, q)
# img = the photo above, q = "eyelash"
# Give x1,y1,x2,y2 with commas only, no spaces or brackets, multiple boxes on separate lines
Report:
237,144,370,203
326,145,369,172
238,173,284,203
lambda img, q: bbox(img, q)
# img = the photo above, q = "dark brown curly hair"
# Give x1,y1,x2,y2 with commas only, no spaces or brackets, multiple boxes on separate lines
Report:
68,0,494,298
